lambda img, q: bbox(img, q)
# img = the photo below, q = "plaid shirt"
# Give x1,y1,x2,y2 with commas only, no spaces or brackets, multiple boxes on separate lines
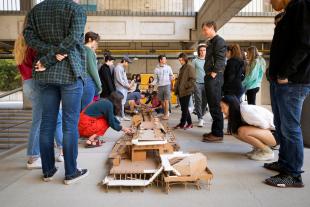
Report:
23,0,87,84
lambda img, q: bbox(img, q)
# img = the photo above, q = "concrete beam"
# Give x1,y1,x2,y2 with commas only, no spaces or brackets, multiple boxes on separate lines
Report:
195,0,251,40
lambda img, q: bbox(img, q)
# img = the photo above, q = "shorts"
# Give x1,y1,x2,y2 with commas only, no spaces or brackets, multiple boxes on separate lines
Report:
158,85,171,101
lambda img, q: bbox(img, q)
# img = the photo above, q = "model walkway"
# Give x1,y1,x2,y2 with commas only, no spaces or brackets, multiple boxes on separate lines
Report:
0,109,309,207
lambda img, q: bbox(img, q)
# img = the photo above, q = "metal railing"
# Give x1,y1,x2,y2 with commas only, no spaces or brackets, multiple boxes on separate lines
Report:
237,0,277,17
0,0,197,16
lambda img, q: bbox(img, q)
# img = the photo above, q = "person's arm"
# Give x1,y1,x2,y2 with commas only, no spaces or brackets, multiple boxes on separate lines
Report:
101,66,115,93
86,49,102,93
185,65,196,89
104,102,122,131
278,2,310,81
242,61,259,90
115,67,130,89
224,60,237,84
23,11,57,68
212,37,226,73
24,7,87,68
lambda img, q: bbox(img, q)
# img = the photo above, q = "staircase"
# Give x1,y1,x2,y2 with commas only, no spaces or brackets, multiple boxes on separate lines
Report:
0,109,32,159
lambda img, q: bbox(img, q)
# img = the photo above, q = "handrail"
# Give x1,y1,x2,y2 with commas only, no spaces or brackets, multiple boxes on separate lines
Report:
0,87,22,99
0,119,31,133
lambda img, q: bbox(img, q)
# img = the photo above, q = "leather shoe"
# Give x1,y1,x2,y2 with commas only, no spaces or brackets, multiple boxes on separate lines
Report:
174,124,184,129
202,133,223,143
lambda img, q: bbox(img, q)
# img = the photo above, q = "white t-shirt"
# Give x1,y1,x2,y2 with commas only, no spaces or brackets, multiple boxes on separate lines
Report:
240,104,275,130
153,64,174,86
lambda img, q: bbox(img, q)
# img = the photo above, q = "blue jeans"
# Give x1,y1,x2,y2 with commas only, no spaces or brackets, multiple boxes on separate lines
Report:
81,76,97,110
38,79,83,177
194,83,207,119
270,81,310,176
54,109,63,148
23,79,41,158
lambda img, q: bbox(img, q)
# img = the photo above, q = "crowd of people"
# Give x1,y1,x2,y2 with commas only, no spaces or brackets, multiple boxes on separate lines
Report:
12,0,309,188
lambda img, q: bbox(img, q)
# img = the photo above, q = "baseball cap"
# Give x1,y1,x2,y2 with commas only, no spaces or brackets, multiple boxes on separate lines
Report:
122,55,133,63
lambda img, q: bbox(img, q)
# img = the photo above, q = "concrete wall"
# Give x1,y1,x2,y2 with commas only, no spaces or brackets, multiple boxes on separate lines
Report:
86,16,195,41
0,15,195,41
218,17,275,41
96,0,194,12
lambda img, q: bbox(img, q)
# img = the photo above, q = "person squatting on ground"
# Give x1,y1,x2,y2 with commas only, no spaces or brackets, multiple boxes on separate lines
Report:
23,0,88,185
220,95,277,161
265,0,310,188
173,53,196,130
78,92,134,148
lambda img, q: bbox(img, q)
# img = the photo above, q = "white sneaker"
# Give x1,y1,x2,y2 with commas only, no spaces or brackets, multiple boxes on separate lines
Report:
245,148,259,158
250,149,274,161
55,148,64,162
198,119,204,127
56,154,64,162
122,116,131,121
26,157,42,169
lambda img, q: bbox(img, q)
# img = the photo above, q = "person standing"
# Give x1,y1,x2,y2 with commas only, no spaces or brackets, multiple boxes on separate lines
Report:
242,46,266,105
223,44,245,100
81,31,102,110
23,0,88,184
193,44,208,127
264,0,310,188
174,53,196,129
114,56,133,121
153,55,174,120
201,21,226,142
99,55,116,98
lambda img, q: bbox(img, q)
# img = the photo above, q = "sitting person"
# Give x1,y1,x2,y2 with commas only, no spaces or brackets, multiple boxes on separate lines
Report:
145,76,155,104
220,95,277,161
78,92,133,147
125,91,146,113
150,91,163,114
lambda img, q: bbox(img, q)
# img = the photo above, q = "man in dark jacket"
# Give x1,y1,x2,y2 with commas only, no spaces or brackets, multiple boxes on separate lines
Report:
264,0,310,188
99,55,116,98
201,21,226,142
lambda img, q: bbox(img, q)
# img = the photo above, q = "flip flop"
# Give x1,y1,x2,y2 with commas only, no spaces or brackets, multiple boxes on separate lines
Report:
85,139,103,148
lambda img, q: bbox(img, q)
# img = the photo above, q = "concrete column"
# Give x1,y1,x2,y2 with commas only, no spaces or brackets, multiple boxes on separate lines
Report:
194,0,251,40
20,0,33,11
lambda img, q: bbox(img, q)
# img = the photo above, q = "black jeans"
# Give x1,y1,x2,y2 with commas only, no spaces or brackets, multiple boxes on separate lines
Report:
246,87,260,105
205,73,224,137
179,95,192,126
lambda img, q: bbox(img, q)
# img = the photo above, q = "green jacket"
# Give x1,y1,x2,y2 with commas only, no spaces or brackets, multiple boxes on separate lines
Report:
174,63,196,98
242,56,266,90
85,46,102,94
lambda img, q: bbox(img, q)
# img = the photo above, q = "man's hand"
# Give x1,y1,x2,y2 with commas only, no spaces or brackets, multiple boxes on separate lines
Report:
277,78,288,84
56,54,68,61
122,127,134,135
35,61,46,72
210,72,217,79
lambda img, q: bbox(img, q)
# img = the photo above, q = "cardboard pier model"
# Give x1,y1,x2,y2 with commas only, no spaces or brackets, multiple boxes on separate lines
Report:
102,110,213,193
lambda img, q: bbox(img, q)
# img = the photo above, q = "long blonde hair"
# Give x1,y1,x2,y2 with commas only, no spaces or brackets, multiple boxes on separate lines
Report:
13,34,28,65
13,16,28,65
246,46,259,75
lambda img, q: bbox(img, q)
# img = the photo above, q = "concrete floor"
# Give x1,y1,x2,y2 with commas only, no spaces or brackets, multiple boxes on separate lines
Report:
0,109,309,207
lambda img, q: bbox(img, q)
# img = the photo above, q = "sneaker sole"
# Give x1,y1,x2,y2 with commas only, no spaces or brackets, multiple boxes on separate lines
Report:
264,180,304,188
64,170,89,185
